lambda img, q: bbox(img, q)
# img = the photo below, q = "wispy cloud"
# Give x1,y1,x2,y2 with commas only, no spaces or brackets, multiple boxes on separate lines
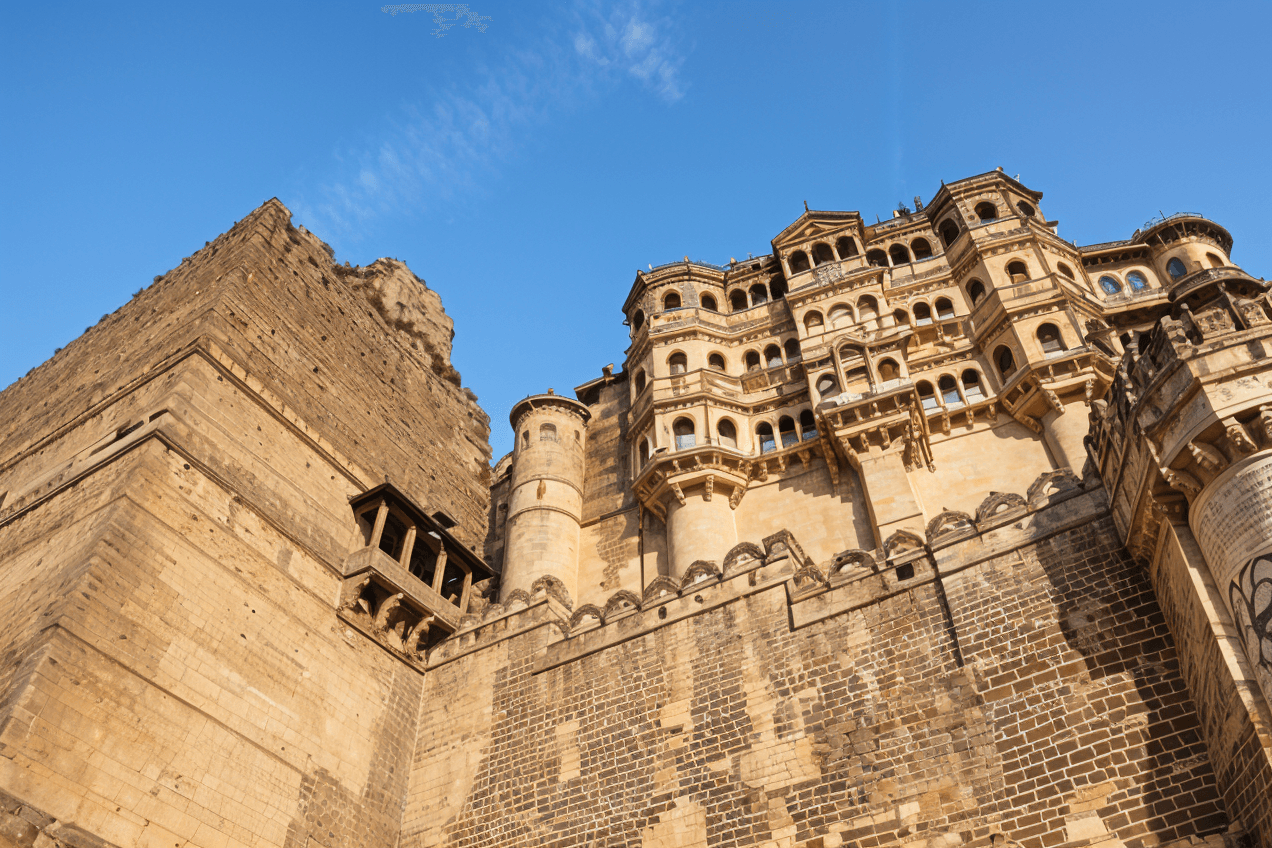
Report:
293,1,686,238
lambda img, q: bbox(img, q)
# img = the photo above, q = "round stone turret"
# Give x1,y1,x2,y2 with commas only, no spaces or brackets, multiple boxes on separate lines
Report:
500,392,591,603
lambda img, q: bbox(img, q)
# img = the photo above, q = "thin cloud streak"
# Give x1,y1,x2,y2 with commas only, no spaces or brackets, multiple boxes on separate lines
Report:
293,2,686,239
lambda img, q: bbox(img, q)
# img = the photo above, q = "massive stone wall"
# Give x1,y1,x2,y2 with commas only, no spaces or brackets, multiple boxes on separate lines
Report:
405,487,1230,848
0,200,492,848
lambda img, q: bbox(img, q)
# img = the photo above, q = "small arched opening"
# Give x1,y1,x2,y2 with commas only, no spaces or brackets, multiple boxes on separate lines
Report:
866,248,889,267
799,410,817,440
968,279,986,305
638,438,650,467
857,295,879,323
632,309,646,330
784,338,801,362
893,307,909,326
1207,252,1225,269
934,297,955,320
1127,271,1148,290
717,419,737,449
913,302,933,326
779,416,798,448
770,275,788,298
803,310,824,331
521,430,529,449
840,346,868,387
730,290,749,312
540,422,558,441
836,236,859,259
744,350,761,371
815,373,839,398
939,219,960,247
789,251,811,273
828,304,853,328
669,352,688,374
889,244,911,265
708,353,726,372
975,201,998,222
1057,262,1075,280
1037,323,1064,354
664,291,682,310
938,375,962,406
1017,201,1035,218
911,238,933,260
1006,260,1029,281
995,346,1016,379
961,368,985,400
673,417,696,450
700,294,718,312
1167,257,1187,280
917,380,938,411
813,243,835,266
764,345,783,369
749,283,769,305
1098,275,1122,294
635,369,647,394
877,358,900,385
756,422,776,454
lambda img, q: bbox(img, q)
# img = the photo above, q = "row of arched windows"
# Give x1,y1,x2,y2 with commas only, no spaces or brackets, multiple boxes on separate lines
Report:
645,409,820,460
803,296,881,332
789,237,859,273
636,278,792,326
915,369,987,410
634,338,805,394
1098,271,1149,295
518,422,581,449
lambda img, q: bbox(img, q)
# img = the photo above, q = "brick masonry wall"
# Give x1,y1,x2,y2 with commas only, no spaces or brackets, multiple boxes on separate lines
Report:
405,499,1230,848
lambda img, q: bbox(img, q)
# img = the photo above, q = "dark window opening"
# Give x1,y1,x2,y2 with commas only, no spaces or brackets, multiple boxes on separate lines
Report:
1007,260,1029,281
935,297,955,320
757,422,776,454
745,350,761,371
635,370,646,393
890,244,911,265
804,311,824,331
1037,323,1064,354
764,345,782,369
939,219,960,247
784,338,801,362
1017,201,1035,218
975,202,998,222
913,302,933,326
799,409,817,440
1167,257,1187,279
750,283,769,305
878,358,900,383
779,416,798,448
669,352,688,375
866,249,889,267
673,417,696,450
1099,275,1122,294
813,243,835,266
939,375,961,406
968,280,986,304
664,292,681,310
962,369,984,400
789,251,811,273
995,346,1016,379
700,294,718,312
708,353,726,371
539,422,558,442
717,419,737,449
836,236,859,258
917,381,938,411
911,238,933,260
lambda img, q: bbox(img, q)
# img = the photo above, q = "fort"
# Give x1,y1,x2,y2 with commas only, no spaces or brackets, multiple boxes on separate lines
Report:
0,169,1270,848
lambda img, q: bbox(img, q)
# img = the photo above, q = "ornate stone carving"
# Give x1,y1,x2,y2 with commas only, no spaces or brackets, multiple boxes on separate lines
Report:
975,491,1027,525
671,482,686,505
1187,441,1225,474
884,528,925,558
722,542,766,576
1225,418,1258,455
567,604,604,630
1026,469,1082,504
1162,467,1202,498
762,530,810,568
603,590,642,619
926,509,976,543
790,563,829,596
829,548,880,577
530,575,574,611
642,575,679,604
680,560,720,590
703,475,713,501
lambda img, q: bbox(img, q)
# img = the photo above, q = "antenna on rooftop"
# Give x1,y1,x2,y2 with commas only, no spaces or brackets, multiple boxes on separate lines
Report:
804,200,809,212
648,264,652,271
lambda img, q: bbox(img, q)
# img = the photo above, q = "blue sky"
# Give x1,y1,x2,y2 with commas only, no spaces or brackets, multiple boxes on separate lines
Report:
4,1,1271,462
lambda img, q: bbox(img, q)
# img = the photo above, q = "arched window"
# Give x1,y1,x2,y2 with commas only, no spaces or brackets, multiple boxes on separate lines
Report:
939,375,962,406
673,417,696,450
1006,260,1029,280
749,283,769,305
935,297,955,320
664,292,681,310
770,275,788,298
730,290,749,311
813,243,835,266
889,244,911,265
917,380,938,411
857,296,879,322
841,346,868,387
911,238,933,260
789,251,811,273
866,249,889,267
717,419,737,449
803,310,824,331
913,302,933,326
635,369,647,394
708,353,726,371
836,236,859,258
799,410,817,440
744,350,761,371
1037,323,1064,354
828,304,853,328
1167,257,1187,279
540,422,558,441
756,422,776,454
877,358,900,384
1057,262,1075,280
632,309,646,330
521,430,529,449
975,201,998,222
1207,252,1224,269
779,416,798,448
961,368,985,400
638,438,650,467
1127,271,1148,290
893,308,909,326
764,345,783,369
968,280,986,305
784,338,801,362
1098,275,1122,294
700,294,718,312
1017,201,1035,218
939,219,960,247
815,373,839,397
669,352,688,374
995,346,1016,379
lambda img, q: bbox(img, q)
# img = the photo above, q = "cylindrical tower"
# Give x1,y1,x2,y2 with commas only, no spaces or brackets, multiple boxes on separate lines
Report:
665,481,738,578
501,392,590,603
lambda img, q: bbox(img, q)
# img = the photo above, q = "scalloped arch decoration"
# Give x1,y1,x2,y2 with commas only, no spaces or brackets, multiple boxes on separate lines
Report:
642,576,680,604
925,510,975,542
603,590,642,618
1026,469,1082,505
975,491,1027,525
723,542,766,576
680,560,721,590
567,604,604,630
531,575,574,611
830,548,880,576
884,529,925,558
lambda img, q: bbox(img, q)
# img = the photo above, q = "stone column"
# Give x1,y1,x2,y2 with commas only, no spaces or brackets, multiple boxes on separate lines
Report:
665,482,737,580
1041,404,1089,472
501,394,590,604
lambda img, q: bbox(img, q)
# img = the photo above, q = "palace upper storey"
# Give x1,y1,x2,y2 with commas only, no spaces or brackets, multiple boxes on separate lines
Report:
485,168,1254,612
